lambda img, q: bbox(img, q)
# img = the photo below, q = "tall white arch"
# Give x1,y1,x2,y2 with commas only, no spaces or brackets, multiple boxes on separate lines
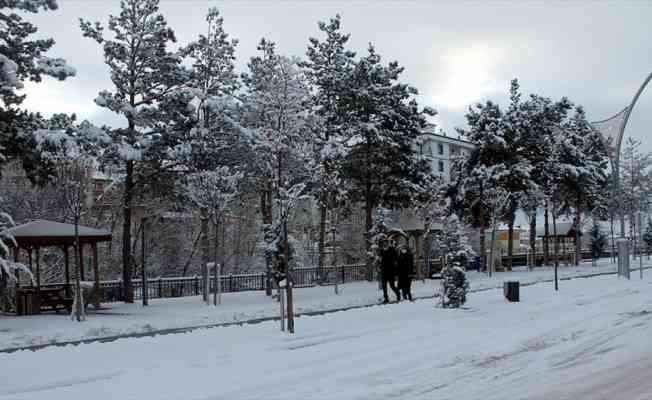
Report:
591,72,652,236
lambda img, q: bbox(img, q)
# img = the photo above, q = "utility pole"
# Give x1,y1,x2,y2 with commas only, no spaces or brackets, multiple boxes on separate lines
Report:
639,211,644,279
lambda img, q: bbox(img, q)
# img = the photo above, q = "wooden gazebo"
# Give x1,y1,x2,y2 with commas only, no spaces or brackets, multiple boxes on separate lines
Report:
7,220,112,311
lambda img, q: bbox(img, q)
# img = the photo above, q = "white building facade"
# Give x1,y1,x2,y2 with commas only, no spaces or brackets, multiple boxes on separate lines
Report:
418,127,475,182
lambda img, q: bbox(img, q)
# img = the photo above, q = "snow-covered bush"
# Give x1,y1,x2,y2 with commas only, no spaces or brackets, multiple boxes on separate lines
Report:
441,263,469,309
435,214,475,269
368,207,390,274
0,212,32,309
589,223,607,260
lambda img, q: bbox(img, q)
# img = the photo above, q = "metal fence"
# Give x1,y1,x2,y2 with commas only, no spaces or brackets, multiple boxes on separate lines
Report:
41,250,609,303
78,264,371,303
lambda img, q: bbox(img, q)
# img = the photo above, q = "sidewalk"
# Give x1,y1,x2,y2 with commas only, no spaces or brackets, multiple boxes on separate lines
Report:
0,257,645,352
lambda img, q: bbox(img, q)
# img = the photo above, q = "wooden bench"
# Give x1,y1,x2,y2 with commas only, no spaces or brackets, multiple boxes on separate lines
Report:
38,287,73,313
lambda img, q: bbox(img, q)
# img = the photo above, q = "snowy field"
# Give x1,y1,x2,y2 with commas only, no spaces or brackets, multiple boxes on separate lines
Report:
0,257,647,351
1,271,651,399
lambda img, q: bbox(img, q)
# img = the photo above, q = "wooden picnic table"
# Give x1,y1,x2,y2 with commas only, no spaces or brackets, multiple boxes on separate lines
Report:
16,287,72,315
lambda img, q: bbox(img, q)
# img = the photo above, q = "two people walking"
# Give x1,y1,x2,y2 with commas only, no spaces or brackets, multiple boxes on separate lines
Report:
379,240,415,304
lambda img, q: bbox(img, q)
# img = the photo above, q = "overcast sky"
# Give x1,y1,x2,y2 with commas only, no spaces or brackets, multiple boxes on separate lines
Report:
22,0,652,150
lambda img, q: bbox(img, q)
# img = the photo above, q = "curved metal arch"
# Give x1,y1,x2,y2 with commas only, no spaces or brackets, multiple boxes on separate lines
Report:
616,72,652,165
590,71,652,237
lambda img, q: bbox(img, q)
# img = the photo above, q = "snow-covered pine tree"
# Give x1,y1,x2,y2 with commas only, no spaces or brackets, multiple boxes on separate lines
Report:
556,106,609,265
440,263,469,309
434,214,475,269
515,91,572,268
0,1,75,309
643,217,652,257
33,116,110,320
241,39,314,332
301,14,356,281
368,207,390,277
241,39,314,297
0,0,76,182
339,45,435,280
589,222,607,263
178,7,242,172
449,94,531,271
180,167,243,304
80,0,187,303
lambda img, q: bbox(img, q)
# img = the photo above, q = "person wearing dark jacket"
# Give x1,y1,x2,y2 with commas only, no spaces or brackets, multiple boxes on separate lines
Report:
379,240,400,303
397,245,415,301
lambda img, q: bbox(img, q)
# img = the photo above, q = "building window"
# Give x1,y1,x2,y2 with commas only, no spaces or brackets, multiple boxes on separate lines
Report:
438,143,444,155
438,161,444,173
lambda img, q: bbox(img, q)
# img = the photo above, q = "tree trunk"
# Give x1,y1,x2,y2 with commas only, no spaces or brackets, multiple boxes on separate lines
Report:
284,219,294,333
610,213,616,263
141,217,148,307
262,184,273,296
122,160,134,303
200,207,209,304
479,227,486,272
478,207,487,269
317,203,327,283
544,202,550,266
574,206,581,266
364,198,373,281
529,212,536,269
552,202,559,291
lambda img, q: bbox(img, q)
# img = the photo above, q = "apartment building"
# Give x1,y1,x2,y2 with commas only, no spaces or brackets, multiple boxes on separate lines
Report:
418,125,475,182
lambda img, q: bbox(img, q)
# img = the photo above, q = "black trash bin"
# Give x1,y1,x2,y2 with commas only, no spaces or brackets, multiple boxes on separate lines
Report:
504,281,519,302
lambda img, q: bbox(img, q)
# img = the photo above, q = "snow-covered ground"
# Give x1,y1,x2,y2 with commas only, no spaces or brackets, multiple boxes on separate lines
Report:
0,257,646,351
1,268,651,399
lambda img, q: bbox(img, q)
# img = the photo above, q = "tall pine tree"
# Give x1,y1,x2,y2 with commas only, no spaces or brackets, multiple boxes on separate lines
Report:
340,45,434,279
80,0,187,302
301,14,355,280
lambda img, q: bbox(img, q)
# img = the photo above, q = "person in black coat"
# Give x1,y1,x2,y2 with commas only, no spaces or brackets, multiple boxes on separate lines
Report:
379,240,400,303
397,245,415,301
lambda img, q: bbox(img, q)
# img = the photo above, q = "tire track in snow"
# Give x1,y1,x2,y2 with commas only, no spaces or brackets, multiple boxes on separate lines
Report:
0,371,122,397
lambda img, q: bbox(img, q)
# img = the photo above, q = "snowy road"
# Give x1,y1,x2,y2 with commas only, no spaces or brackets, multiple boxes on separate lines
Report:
1,274,651,400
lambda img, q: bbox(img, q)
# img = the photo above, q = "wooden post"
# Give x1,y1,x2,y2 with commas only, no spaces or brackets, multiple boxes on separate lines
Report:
63,246,70,298
78,244,85,282
92,243,101,308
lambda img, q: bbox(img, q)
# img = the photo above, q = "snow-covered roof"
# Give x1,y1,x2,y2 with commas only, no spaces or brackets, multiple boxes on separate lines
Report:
389,211,425,233
7,220,112,247
535,222,581,237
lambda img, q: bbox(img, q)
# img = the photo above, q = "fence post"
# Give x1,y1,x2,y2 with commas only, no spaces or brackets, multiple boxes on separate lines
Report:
194,275,199,295
341,265,345,283
157,277,162,299
230,274,234,292
261,273,265,291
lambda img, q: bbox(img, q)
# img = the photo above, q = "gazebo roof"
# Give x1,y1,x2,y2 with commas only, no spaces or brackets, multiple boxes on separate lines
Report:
7,220,112,247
